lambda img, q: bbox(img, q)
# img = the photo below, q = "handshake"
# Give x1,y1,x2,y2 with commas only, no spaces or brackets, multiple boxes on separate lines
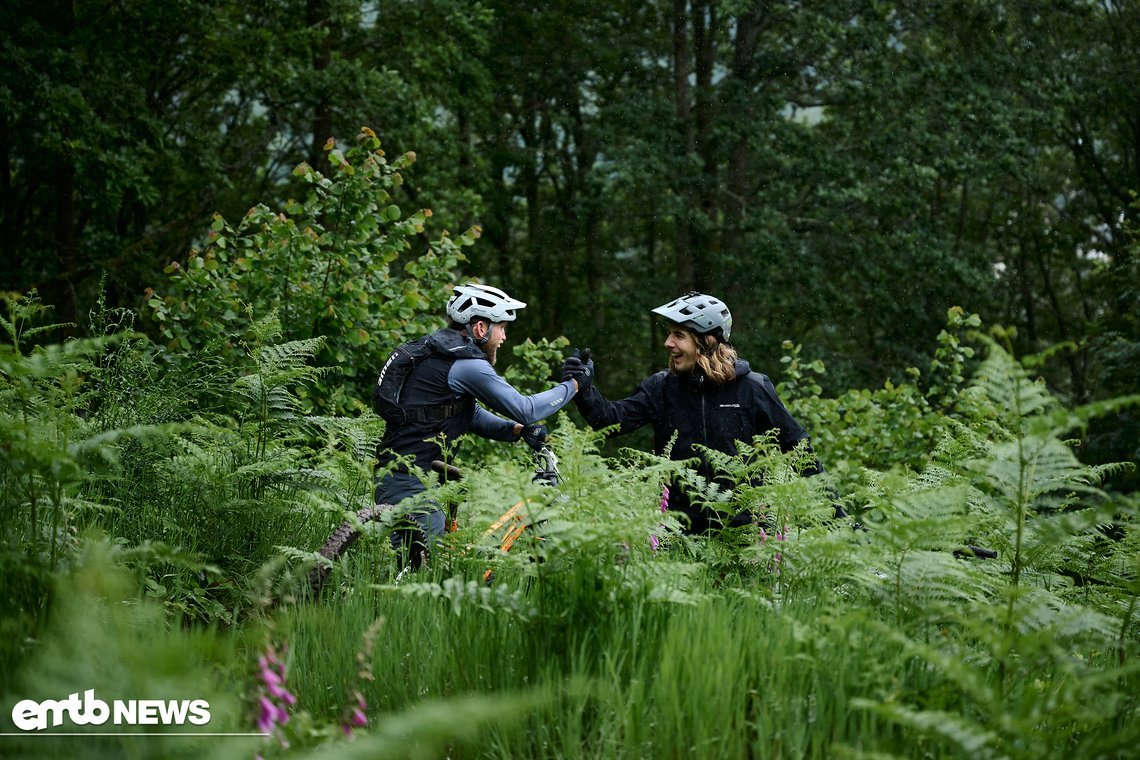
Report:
561,348,594,393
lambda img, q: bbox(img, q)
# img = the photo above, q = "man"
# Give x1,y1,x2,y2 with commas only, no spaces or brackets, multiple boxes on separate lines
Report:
374,282,580,568
562,291,830,535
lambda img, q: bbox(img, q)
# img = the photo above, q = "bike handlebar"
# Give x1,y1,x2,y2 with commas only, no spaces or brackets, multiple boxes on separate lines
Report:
951,545,998,560
431,447,558,486
533,446,559,485
431,460,464,482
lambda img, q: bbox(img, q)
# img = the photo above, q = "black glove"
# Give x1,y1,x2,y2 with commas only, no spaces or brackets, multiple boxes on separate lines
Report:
520,423,548,451
561,348,594,393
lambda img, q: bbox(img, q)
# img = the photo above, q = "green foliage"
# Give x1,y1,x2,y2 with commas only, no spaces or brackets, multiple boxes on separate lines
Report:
7,8,1138,746
6,0,1138,430
89,315,379,622
0,539,256,758
780,307,988,486
0,291,163,579
927,306,983,410
148,129,476,413
501,335,571,396
831,338,1140,758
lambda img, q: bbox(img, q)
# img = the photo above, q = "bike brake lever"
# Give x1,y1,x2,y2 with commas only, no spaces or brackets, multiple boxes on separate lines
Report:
533,446,560,485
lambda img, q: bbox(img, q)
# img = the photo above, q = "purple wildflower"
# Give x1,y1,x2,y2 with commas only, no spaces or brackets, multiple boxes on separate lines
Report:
342,692,369,738
649,533,660,552
341,619,382,739
660,485,670,513
257,696,286,734
254,644,295,740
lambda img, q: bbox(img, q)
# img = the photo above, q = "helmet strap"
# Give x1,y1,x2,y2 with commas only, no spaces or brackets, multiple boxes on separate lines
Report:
467,319,491,346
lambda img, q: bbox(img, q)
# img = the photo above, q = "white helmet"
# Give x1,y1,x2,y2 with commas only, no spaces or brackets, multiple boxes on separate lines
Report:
651,291,733,343
446,283,527,324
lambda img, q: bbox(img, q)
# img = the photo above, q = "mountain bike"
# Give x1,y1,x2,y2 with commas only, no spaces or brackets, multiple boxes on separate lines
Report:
308,435,559,596
476,443,559,584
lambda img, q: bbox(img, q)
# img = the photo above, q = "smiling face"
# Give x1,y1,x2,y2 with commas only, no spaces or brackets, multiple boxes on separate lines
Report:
664,326,700,374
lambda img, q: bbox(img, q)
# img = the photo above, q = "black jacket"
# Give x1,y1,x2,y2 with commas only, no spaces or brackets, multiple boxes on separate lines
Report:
574,359,820,532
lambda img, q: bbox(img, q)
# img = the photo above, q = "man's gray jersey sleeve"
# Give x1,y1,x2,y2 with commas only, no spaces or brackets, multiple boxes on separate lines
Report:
448,359,576,425
469,404,517,441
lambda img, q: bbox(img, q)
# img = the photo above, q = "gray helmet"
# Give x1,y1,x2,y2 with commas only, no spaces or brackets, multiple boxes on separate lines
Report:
651,291,733,343
446,283,526,324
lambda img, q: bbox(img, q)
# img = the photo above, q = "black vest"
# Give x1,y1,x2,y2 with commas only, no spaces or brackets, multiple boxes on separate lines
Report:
374,328,487,474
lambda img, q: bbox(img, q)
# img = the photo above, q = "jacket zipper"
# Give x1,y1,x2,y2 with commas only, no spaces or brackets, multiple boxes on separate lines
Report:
698,374,708,444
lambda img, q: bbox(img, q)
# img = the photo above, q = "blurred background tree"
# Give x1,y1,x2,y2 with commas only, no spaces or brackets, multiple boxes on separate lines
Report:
2,0,1136,480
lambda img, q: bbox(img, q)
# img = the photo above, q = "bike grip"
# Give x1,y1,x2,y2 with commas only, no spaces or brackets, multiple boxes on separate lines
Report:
581,348,591,364
967,545,997,559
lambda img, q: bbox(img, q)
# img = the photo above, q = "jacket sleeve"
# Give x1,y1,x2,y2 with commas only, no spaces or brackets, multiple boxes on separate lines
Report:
448,359,576,425
573,373,661,435
749,373,823,476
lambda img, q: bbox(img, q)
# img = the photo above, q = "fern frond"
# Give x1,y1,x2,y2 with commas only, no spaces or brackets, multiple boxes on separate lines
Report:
1009,588,1119,641
972,340,1059,426
851,701,1001,760
384,577,538,621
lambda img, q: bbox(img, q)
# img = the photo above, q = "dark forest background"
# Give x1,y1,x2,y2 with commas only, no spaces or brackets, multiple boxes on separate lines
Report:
2,0,1137,476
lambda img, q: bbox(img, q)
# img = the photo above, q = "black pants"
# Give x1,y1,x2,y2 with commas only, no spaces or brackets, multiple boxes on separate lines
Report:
374,473,445,571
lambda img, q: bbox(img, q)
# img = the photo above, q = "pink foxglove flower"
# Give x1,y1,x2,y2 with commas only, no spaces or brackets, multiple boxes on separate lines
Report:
343,692,369,737
254,644,295,740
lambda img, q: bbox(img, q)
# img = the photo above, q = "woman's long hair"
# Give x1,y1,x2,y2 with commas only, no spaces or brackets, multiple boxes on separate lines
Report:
694,332,738,384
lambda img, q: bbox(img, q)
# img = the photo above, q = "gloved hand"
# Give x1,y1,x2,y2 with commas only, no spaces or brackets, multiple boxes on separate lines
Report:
520,423,548,451
561,348,594,393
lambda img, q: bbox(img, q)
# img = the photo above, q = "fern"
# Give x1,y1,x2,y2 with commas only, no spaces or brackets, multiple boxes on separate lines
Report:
846,337,1140,758
388,577,539,621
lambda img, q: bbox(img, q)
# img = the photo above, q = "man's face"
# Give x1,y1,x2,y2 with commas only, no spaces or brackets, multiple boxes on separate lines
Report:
664,327,699,374
478,321,507,365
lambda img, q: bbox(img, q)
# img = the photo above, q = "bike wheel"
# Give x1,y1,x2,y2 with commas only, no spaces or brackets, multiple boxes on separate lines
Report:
307,505,392,596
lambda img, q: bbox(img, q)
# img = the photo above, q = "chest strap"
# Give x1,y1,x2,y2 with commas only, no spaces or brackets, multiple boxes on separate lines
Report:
401,400,471,424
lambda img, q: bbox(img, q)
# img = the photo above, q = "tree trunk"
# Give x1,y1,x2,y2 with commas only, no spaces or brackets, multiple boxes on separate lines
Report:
693,0,718,292
724,6,763,303
0,110,16,285
307,0,333,174
54,156,78,329
672,0,695,291
54,0,78,329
